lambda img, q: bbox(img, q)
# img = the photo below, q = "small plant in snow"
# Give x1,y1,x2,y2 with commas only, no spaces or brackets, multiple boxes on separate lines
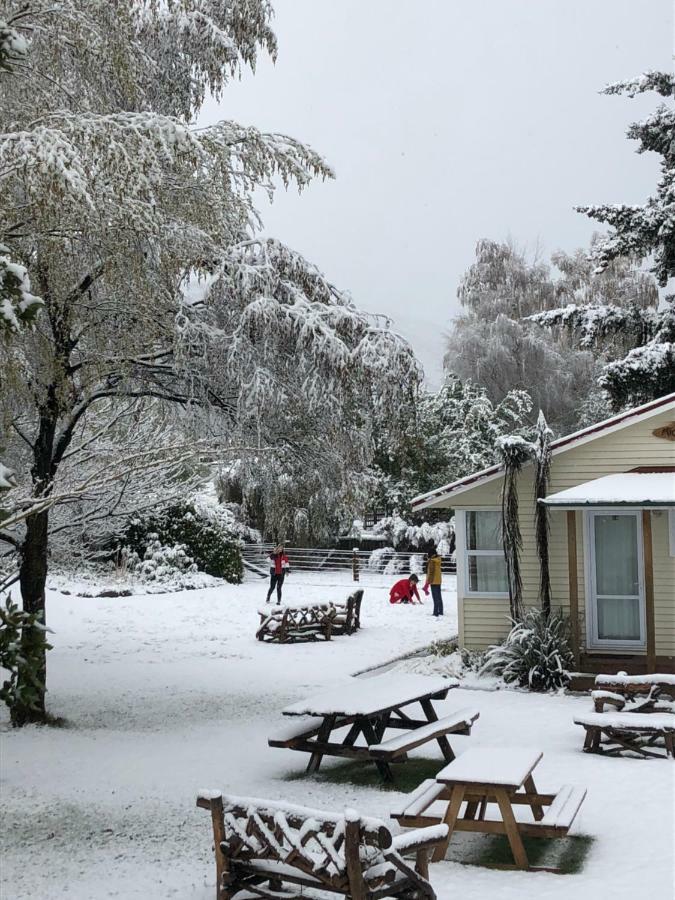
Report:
480,608,574,691
0,596,52,726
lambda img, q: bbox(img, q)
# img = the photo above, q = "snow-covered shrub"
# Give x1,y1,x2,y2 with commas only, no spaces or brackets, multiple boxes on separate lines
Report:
383,556,404,576
126,539,198,583
123,502,243,583
366,515,454,553
0,596,52,725
409,553,424,575
480,608,574,691
367,546,397,572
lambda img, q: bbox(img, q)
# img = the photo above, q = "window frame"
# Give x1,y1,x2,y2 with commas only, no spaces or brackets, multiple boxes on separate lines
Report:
463,508,509,598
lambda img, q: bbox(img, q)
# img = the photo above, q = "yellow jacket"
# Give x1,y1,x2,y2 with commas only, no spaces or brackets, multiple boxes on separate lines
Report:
426,555,442,585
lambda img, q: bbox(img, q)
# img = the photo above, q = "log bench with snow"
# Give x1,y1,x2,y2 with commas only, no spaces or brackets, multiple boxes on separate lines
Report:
591,673,675,714
391,747,587,872
256,590,364,644
575,711,675,759
196,790,449,900
269,674,473,782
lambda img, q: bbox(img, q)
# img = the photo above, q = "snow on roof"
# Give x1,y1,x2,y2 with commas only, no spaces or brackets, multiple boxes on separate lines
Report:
282,673,456,717
412,391,675,510
541,472,675,508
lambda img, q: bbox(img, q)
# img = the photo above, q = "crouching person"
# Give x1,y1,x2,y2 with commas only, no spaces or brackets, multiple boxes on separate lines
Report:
389,573,422,605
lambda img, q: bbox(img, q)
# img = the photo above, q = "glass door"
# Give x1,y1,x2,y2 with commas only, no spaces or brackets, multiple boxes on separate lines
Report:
587,511,645,648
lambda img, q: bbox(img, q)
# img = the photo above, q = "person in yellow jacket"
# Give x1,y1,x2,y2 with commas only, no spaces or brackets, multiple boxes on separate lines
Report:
423,545,443,617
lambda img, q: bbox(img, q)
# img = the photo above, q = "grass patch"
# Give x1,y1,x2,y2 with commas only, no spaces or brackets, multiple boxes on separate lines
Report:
441,831,593,874
282,756,446,792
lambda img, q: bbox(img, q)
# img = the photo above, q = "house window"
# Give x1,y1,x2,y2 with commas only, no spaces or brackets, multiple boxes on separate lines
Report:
465,510,508,595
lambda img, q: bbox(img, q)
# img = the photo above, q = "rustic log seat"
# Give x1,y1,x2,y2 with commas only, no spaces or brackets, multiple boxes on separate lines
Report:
196,790,449,899
575,711,675,759
331,589,364,635
591,673,675,714
256,604,335,643
368,708,480,762
256,591,364,644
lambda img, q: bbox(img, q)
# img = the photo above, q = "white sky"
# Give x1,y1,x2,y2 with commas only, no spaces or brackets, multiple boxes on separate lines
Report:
200,0,673,387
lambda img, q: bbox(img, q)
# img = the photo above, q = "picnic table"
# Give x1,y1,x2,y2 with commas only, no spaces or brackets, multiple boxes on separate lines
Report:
269,674,480,782
392,747,587,871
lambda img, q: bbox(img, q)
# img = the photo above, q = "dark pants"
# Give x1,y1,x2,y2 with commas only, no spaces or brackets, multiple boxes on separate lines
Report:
266,572,285,604
431,584,443,616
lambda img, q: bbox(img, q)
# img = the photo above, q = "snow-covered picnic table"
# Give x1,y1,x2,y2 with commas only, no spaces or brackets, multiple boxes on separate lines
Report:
269,674,479,782
393,746,587,871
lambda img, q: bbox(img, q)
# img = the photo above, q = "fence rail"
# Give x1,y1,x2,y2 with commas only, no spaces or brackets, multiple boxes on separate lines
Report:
241,543,456,582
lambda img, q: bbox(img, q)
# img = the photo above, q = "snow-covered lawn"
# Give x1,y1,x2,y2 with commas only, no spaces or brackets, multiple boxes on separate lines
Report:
1,574,673,899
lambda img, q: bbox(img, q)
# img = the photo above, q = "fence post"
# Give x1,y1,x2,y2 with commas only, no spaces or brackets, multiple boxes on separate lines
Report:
352,548,360,582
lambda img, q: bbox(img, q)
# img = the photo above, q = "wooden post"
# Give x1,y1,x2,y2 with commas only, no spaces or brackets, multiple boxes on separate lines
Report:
566,511,580,668
344,814,366,900
642,510,656,673
209,796,228,900
352,547,360,582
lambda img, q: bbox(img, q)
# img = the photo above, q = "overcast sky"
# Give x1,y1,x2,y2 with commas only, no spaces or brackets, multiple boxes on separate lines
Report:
200,0,672,387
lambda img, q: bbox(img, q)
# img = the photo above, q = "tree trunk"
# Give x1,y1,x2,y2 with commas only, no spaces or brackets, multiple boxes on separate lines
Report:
14,509,50,724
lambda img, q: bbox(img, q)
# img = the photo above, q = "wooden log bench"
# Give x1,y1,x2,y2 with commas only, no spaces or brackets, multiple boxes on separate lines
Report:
196,790,449,899
331,589,364,635
256,604,335,643
591,673,675,714
575,711,675,759
368,708,480,763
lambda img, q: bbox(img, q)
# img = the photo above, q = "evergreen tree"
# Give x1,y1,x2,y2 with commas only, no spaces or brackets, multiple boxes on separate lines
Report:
536,71,675,409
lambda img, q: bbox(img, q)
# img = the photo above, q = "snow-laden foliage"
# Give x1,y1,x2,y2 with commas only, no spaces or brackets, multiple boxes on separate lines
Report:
532,297,675,408
0,595,52,725
0,12,29,72
480,608,574,691
447,239,659,430
125,539,198,584
0,244,42,334
368,375,534,519
123,502,244,583
361,515,455,553
0,1,420,723
578,71,675,286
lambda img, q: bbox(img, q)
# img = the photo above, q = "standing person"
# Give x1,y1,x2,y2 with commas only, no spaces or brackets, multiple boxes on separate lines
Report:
266,544,290,605
423,545,443,617
389,574,422,605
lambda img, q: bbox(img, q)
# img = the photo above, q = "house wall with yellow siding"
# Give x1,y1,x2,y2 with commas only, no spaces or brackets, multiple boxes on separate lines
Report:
444,404,675,656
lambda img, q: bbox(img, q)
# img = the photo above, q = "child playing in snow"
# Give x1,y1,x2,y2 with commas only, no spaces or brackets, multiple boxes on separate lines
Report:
266,544,290,604
423,545,443,617
389,573,422,605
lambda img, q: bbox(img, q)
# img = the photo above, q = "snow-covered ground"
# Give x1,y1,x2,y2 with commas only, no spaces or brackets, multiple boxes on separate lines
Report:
1,573,673,899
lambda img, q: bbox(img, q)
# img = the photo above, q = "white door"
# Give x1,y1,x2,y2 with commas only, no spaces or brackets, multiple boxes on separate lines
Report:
587,510,645,650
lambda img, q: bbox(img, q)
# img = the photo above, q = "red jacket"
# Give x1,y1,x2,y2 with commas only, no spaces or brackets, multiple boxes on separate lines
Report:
269,552,290,576
389,578,421,604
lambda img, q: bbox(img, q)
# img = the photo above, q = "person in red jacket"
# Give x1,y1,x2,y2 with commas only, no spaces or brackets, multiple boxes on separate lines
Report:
389,574,422,605
266,544,290,604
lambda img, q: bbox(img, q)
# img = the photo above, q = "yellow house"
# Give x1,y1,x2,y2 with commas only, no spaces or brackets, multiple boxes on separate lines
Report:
412,393,675,674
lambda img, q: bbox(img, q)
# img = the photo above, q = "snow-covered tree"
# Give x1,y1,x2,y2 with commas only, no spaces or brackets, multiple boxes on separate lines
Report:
368,375,534,518
534,72,675,408
0,1,420,724
446,239,658,429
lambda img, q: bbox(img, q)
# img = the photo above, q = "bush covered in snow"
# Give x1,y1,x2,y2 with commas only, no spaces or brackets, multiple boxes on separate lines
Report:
124,502,243,583
480,608,574,691
125,539,198,584
0,596,52,725
365,515,454,553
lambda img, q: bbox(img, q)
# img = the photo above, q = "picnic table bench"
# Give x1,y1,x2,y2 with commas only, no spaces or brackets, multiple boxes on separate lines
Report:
576,673,675,759
196,790,449,899
269,674,478,782
392,747,587,871
256,590,363,643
